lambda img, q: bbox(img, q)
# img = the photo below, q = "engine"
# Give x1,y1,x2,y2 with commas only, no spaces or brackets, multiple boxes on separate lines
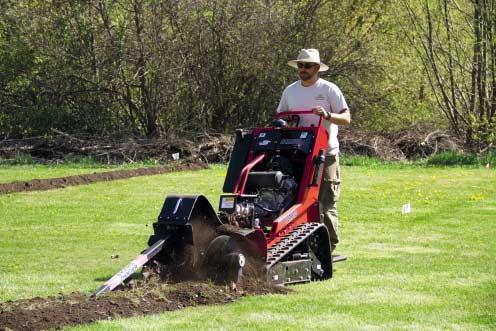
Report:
220,154,298,230
253,176,297,220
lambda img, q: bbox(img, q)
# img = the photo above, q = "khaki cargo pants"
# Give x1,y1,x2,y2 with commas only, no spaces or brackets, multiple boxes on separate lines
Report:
318,154,340,253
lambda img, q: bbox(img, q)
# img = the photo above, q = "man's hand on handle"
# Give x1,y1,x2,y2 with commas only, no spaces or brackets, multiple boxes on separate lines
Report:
312,106,330,120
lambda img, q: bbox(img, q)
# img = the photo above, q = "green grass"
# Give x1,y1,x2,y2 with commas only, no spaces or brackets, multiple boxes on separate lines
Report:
341,151,496,168
426,151,496,167
340,154,387,167
0,163,495,330
0,154,162,166
1,152,493,184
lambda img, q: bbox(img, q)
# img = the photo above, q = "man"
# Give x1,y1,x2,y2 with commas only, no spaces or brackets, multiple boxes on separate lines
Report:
277,48,351,254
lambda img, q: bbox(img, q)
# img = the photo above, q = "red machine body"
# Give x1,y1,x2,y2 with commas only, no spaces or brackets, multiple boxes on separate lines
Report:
227,111,328,249
142,110,332,285
212,110,333,284
94,111,336,296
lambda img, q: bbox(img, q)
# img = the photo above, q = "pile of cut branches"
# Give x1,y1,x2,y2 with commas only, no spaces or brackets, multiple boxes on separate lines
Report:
0,130,233,164
0,128,461,164
340,127,461,160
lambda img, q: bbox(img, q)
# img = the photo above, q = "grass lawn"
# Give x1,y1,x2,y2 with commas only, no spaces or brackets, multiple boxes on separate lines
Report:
0,163,494,330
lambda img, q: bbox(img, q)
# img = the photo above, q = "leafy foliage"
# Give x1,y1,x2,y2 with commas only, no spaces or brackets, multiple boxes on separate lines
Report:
2,0,491,149
403,0,496,149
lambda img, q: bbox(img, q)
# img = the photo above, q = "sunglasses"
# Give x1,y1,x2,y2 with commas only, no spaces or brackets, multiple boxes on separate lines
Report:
297,62,317,69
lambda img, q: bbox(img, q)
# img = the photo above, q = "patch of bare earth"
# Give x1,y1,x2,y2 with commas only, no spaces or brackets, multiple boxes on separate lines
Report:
0,162,206,195
0,278,288,331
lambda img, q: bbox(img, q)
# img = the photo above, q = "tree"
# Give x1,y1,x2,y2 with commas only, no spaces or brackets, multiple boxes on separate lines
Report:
0,0,439,139
403,0,496,149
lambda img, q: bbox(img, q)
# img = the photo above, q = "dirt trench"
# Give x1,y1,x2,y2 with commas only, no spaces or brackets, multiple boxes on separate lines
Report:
0,162,207,195
0,277,288,331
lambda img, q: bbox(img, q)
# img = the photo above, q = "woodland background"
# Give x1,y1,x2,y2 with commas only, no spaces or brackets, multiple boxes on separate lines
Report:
0,0,494,151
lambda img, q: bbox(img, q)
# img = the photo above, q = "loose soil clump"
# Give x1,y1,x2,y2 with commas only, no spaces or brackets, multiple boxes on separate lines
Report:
0,278,288,331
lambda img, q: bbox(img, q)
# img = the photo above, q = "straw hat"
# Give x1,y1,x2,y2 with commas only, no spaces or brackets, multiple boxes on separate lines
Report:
287,48,329,72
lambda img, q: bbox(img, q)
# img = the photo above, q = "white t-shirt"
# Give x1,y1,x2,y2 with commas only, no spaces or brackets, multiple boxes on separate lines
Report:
277,78,348,155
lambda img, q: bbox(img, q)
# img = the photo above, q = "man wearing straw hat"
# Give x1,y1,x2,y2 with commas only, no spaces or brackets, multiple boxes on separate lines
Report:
277,48,351,254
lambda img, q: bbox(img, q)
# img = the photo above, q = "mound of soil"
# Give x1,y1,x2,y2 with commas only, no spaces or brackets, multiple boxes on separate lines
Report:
0,162,207,195
0,278,288,331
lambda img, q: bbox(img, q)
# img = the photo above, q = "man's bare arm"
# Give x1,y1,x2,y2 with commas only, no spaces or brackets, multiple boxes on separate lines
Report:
328,110,350,125
312,107,351,125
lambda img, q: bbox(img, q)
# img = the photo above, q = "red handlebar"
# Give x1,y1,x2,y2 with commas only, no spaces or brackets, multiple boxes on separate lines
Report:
275,109,323,127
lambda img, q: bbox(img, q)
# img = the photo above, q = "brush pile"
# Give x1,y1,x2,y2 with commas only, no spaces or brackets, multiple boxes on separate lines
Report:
0,128,461,164
339,128,461,160
0,130,233,164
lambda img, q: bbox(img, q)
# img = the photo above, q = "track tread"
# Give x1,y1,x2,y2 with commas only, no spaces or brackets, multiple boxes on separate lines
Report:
265,222,323,270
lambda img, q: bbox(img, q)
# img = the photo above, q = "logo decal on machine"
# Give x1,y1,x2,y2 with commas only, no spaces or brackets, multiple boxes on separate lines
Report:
172,198,182,214
280,139,301,145
284,210,297,222
259,140,271,146
221,197,235,209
